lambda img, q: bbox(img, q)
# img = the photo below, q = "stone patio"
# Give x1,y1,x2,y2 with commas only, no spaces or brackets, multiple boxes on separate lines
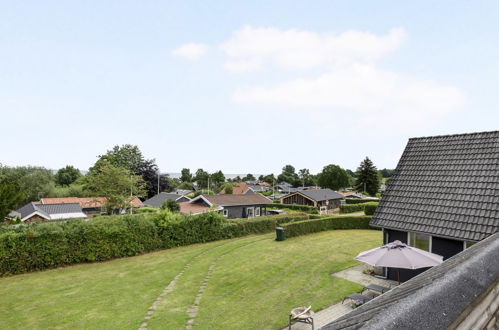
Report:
284,264,397,330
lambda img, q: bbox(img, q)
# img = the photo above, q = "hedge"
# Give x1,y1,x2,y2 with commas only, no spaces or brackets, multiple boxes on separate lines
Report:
364,202,379,215
340,202,379,214
345,198,379,204
268,203,319,214
282,216,373,238
0,212,310,276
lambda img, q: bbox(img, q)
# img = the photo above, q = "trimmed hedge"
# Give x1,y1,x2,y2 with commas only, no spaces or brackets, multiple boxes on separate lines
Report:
364,202,379,215
0,212,310,276
345,198,379,204
282,216,373,238
268,203,319,214
340,202,379,214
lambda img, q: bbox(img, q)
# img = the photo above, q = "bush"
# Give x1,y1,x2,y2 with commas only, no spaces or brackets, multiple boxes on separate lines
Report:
364,202,379,215
282,216,373,238
268,203,319,214
135,207,159,214
161,199,180,212
0,212,311,276
345,198,379,204
340,202,379,214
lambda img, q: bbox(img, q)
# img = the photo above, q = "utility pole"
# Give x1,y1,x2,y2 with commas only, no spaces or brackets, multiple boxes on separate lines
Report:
157,170,160,195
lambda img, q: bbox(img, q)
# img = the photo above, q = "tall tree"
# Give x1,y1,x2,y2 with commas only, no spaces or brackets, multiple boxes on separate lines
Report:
194,169,210,188
354,157,381,196
0,182,24,220
278,165,299,186
83,161,146,213
180,168,193,182
0,165,54,206
210,170,225,186
317,165,350,190
92,144,169,198
260,174,276,184
298,168,311,187
55,165,81,186
242,173,256,181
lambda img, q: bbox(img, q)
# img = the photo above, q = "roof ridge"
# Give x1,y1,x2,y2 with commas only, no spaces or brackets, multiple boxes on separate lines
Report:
408,130,499,141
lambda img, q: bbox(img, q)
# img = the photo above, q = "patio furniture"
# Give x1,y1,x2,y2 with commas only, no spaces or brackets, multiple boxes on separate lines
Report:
364,283,390,294
342,293,374,306
288,306,314,330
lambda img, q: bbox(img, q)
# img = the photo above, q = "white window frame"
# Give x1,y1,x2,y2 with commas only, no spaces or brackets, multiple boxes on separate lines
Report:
255,207,260,216
222,209,228,217
246,207,254,218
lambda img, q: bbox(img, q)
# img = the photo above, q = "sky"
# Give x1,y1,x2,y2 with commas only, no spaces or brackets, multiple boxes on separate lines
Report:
1,1,499,175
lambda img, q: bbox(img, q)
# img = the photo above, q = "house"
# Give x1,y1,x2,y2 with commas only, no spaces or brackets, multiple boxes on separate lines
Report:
9,202,87,222
280,189,344,213
321,231,499,330
219,182,256,195
182,194,272,218
246,184,270,193
36,196,143,216
142,192,190,208
370,131,499,282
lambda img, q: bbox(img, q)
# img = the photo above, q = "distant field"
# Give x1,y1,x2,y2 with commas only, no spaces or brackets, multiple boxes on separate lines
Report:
0,230,381,329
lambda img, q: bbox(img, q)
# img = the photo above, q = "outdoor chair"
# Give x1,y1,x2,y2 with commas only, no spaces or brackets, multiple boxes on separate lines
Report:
289,306,314,330
342,293,374,306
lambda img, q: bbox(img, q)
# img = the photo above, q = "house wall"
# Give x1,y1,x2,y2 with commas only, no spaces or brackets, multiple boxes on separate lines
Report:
224,205,267,219
317,199,341,210
281,194,315,207
431,236,464,260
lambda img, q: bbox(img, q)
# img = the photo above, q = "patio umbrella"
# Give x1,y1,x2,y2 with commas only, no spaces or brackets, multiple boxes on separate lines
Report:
354,240,443,283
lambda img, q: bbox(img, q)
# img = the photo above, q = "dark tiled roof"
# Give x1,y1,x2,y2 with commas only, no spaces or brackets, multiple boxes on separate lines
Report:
37,203,83,214
202,194,272,206
320,231,499,330
371,131,499,241
284,189,344,202
142,192,182,208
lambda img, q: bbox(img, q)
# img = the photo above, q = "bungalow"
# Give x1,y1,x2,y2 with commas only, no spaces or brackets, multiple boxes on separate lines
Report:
36,196,143,216
370,131,499,282
9,202,87,222
142,192,190,208
182,194,272,218
220,182,255,195
280,189,344,214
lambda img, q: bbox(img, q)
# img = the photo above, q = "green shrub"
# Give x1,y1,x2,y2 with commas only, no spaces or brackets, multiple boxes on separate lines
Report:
0,212,311,276
135,207,159,214
282,216,373,238
268,203,319,214
340,202,379,214
364,202,379,215
345,198,379,204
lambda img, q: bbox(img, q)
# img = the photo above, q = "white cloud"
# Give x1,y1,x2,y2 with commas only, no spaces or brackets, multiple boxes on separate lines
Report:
220,26,406,72
171,43,207,60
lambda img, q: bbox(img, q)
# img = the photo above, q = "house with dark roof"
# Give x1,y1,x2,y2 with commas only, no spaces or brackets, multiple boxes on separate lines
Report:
36,196,143,216
371,131,499,282
9,202,87,222
280,189,344,213
185,194,272,218
142,192,190,208
321,230,499,330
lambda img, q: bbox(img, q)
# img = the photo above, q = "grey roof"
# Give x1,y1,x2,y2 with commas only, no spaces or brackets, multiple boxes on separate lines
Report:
371,131,499,241
320,231,499,330
285,189,344,202
142,192,183,208
201,194,272,206
247,184,270,192
11,202,84,220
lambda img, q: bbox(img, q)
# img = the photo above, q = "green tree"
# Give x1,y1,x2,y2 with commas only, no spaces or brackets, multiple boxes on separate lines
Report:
210,170,225,186
260,174,276,184
194,169,210,188
277,165,299,186
83,161,146,213
354,157,381,196
0,182,24,220
161,199,180,212
92,144,169,199
317,165,350,190
54,165,81,186
242,173,256,181
0,165,54,205
180,168,193,182
299,168,315,187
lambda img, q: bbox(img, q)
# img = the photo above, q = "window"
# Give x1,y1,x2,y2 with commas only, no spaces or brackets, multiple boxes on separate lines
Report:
255,207,260,216
409,232,430,251
222,209,228,217
246,207,254,218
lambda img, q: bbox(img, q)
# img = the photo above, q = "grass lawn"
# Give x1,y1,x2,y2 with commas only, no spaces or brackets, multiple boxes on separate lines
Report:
0,229,381,329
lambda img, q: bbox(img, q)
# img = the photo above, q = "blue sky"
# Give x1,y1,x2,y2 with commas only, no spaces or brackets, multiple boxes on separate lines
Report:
1,1,498,174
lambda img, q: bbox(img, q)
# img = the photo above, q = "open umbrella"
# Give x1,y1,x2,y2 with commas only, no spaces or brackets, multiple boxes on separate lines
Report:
355,240,443,283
